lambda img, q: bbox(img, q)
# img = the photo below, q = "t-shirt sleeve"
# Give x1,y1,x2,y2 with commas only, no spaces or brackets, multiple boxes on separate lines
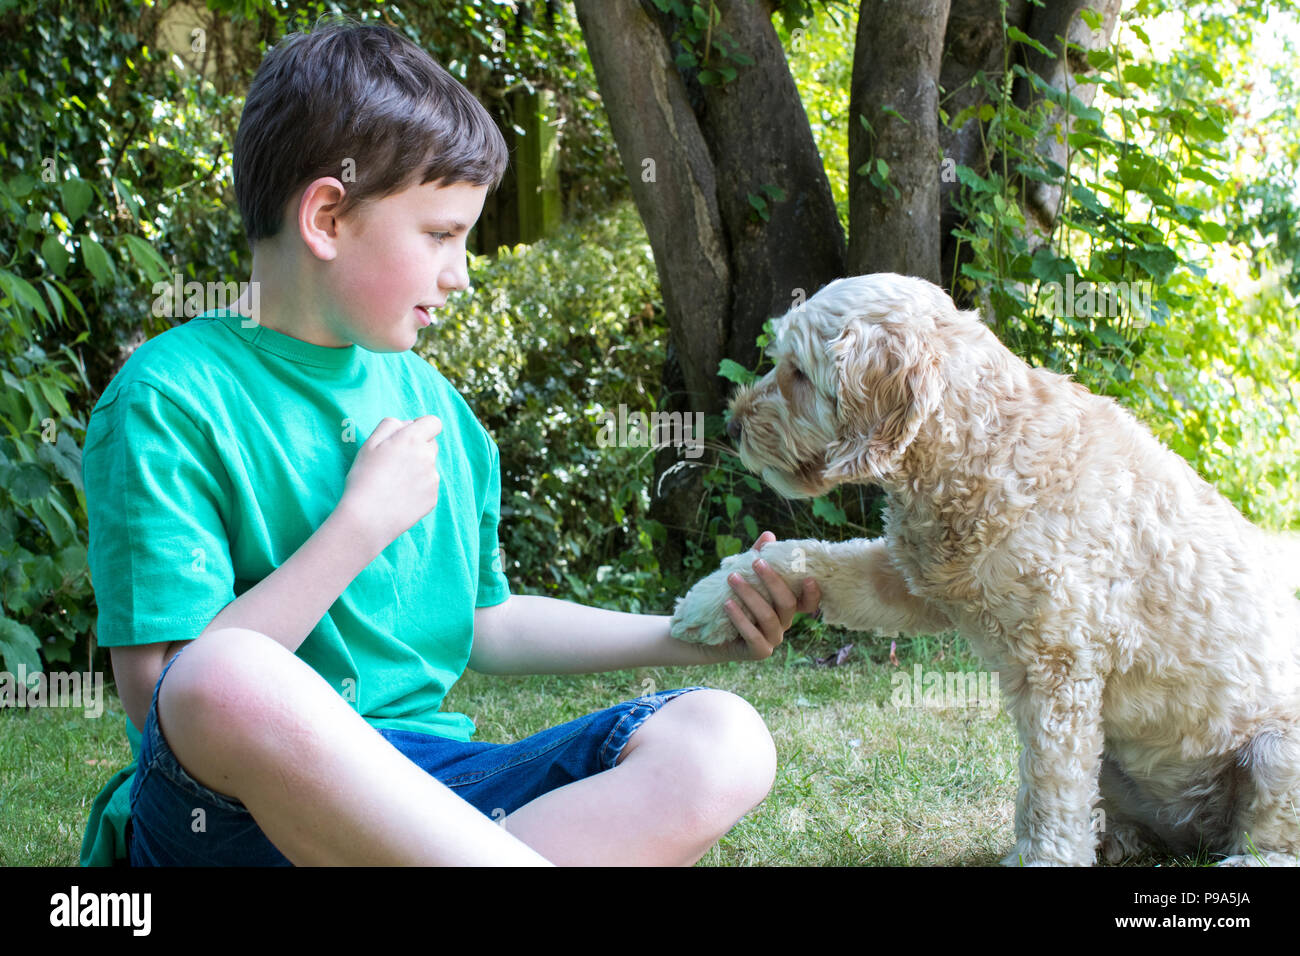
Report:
84,381,237,646
475,430,511,608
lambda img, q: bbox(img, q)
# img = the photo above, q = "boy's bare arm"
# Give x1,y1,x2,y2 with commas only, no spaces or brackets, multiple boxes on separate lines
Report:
113,415,442,731
469,538,821,676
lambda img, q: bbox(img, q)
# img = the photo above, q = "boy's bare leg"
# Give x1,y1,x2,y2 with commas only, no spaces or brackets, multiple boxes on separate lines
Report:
500,689,777,866
156,626,551,866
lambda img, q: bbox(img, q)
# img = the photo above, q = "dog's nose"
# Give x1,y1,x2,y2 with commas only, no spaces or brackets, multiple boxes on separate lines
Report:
726,417,742,441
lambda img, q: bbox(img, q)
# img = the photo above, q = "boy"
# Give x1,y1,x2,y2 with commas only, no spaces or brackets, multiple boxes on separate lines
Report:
80,18,820,866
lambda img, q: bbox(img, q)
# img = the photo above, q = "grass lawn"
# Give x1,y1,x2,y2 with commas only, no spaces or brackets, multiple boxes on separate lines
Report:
0,627,1215,866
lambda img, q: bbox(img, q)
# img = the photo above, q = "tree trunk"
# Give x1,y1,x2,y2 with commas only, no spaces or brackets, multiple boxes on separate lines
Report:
574,0,846,569
848,0,953,283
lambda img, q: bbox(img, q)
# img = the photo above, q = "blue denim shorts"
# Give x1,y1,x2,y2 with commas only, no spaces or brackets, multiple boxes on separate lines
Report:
127,646,706,866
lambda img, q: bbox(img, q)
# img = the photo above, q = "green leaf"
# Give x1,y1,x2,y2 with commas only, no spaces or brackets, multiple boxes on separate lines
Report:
8,174,36,197
716,534,743,559
34,376,73,421
121,234,171,283
4,462,51,503
1007,25,1053,58
1030,248,1074,284
718,358,756,385
0,615,42,675
59,177,94,223
0,270,52,325
725,494,742,520
1121,63,1154,88
1197,221,1228,243
1181,166,1222,189
956,165,996,193
1130,245,1179,284
79,235,115,285
811,496,847,526
41,235,70,277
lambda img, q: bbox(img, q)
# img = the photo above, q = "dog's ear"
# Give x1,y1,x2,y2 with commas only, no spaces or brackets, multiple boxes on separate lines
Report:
825,319,942,482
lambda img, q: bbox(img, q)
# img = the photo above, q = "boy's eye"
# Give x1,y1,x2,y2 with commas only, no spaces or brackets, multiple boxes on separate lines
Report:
428,232,452,242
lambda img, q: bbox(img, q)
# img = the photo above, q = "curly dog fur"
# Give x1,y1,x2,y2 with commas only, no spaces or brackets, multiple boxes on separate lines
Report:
670,273,1300,866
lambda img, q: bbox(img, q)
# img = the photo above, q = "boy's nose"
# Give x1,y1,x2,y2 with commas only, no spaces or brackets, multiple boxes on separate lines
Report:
441,252,470,292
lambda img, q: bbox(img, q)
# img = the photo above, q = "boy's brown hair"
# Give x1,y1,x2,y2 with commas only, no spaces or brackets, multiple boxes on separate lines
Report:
233,16,509,246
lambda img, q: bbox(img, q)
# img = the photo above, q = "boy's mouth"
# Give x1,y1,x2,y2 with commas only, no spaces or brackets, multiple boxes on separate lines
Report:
415,305,433,326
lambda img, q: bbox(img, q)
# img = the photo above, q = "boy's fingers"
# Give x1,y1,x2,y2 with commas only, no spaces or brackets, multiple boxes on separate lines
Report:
408,413,444,439
402,414,444,443
723,600,771,660
366,417,407,445
799,578,823,615
751,530,776,551
753,559,797,622
727,573,780,636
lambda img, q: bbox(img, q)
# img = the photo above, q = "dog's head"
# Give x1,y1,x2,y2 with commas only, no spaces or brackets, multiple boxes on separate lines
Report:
728,273,971,498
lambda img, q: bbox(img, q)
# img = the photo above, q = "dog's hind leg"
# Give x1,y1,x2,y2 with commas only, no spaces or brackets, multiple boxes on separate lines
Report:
1218,722,1300,866
1095,754,1167,864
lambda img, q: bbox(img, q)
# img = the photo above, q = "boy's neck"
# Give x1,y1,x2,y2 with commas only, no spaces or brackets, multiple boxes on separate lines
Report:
231,242,354,350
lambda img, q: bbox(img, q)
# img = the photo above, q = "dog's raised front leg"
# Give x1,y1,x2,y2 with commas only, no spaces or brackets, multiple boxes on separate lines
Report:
1001,657,1106,866
669,537,951,645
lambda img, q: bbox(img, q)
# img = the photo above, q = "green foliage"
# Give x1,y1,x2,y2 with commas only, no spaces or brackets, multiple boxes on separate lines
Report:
417,201,671,611
380,1,626,218
946,0,1300,526
0,0,232,672
651,0,756,86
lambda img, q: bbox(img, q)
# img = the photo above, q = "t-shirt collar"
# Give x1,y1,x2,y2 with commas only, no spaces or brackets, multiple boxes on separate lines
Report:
202,309,360,370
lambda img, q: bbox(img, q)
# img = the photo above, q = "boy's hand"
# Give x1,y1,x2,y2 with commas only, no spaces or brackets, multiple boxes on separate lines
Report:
336,416,443,550
717,531,822,661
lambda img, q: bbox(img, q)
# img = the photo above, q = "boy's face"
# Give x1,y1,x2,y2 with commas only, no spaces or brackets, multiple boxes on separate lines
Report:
319,178,488,352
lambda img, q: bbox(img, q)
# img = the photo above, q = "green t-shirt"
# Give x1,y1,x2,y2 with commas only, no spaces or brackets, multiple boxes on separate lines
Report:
78,309,510,866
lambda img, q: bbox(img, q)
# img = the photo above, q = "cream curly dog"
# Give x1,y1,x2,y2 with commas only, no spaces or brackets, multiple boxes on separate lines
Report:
670,273,1300,866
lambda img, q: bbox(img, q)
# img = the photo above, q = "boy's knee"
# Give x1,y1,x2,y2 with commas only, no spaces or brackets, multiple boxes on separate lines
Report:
642,689,777,807
163,628,292,712
157,627,308,770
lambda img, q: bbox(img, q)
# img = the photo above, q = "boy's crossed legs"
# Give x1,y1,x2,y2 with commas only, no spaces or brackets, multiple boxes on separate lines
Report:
133,627,776,866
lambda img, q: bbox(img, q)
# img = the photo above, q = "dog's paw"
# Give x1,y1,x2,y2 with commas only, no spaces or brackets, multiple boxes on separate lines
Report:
669,551,769,646
1098,822,1154,865
1000,840,1095,867
999,848,1056,867
1216,851,1299,867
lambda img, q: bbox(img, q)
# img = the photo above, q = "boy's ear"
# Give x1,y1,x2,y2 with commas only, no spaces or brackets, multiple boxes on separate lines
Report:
825,320,942,483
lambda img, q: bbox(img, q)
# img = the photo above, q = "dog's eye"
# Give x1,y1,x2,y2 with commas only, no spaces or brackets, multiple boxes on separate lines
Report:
791,366,808,381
